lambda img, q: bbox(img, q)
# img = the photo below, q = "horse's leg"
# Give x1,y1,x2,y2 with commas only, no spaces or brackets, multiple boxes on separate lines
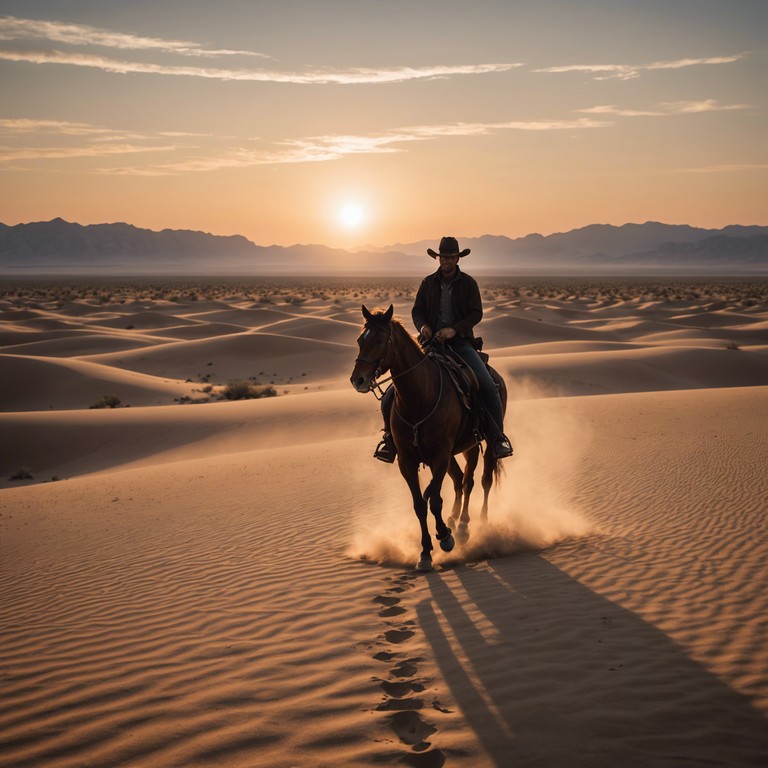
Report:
398,457,433,571
445,457,464,530
456,445,480,544
480,448,498,523
423,458,455,554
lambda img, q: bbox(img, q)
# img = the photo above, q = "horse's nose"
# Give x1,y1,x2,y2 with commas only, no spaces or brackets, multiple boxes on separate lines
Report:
351,374,366,391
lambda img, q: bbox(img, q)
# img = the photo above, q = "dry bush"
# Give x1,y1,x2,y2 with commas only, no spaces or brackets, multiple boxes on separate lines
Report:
89,394,122,409
221,380,277,400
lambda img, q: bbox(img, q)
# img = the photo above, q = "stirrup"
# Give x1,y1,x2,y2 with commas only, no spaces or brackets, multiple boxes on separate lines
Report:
374,434,396,463
492,435,514,459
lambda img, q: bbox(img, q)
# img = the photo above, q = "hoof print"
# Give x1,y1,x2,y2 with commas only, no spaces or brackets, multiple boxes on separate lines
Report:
379,679,423,697
385,629,414,644
389,710,437,746
373,651,398,662
401,748,445,767
379,605,407,617
391,659,419,677
376,697,423,711
373,595,401,607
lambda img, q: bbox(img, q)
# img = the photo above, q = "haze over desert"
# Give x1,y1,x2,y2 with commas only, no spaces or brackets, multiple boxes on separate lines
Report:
1,275,767,766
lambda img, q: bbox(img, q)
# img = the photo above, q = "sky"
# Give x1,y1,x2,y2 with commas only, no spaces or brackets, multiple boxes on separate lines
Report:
0,0,766,247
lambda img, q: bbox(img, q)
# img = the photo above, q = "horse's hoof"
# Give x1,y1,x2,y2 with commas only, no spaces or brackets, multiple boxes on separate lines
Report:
456,523,470,545
416,558,433,572
439,534,455,553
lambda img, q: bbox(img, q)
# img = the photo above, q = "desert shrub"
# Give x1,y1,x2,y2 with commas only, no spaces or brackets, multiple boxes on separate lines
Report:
222,380,277,400
9,467,33,480
89,394,122,409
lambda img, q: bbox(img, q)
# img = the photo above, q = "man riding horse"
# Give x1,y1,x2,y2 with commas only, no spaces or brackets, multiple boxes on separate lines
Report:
374,236,513,462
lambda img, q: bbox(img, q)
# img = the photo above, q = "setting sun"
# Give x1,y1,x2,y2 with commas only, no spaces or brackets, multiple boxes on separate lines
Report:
339,202,364,228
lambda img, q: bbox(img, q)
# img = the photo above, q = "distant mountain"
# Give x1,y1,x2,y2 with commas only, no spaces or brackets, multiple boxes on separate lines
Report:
1,218,766,274
373,223,768,270
606,234,768,267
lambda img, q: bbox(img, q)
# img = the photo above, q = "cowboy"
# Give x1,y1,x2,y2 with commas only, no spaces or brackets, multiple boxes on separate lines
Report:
374,236,513,462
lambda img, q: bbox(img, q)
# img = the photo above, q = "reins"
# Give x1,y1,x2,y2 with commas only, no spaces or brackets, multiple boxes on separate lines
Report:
357,319,445,447
369,354,430,399
394,361,444,448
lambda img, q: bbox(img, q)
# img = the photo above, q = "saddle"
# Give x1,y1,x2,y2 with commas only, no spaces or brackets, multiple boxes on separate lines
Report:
425,336,491,414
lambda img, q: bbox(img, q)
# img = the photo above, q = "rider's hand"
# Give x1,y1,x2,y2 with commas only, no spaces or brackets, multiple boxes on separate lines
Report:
434,327,456,342
420,325,433,340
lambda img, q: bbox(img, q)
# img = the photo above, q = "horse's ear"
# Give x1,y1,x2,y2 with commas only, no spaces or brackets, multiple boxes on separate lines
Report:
362,304,373,322
383,304,394,322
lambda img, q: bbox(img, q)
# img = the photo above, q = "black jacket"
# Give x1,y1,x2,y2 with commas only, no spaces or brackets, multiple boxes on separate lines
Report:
412,266,483,340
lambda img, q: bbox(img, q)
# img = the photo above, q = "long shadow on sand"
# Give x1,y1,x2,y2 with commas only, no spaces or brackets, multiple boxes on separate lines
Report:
419,555,767,768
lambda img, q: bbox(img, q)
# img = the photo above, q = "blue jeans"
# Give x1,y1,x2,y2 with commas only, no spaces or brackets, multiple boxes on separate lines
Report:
447,337,505,433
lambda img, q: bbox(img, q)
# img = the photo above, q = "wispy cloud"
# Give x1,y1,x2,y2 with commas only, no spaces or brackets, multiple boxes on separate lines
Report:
536,54,744,80
96,117,610,175
0,15,268,57
0,118,218,141
675,163,768,173
0,48,522,84
0,144,178,162
577,99,752,117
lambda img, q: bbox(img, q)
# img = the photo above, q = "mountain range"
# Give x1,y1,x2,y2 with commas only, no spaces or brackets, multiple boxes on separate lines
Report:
1,218,766,275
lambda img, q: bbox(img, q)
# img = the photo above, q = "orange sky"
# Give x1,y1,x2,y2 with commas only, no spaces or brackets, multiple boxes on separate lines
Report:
0,1,766,247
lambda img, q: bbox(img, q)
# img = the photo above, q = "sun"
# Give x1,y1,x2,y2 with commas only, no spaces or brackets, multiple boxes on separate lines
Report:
339,201,364,228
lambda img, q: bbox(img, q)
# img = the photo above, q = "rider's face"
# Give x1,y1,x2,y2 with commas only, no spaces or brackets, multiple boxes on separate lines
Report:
438,253,459,275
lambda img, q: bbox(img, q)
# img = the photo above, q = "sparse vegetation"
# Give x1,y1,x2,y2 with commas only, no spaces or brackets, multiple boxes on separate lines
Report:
89,394,122,409
221,380,277,400
9,467,33,481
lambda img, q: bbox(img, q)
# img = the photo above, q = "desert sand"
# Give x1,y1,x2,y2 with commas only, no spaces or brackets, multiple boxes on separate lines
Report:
1,276,767,767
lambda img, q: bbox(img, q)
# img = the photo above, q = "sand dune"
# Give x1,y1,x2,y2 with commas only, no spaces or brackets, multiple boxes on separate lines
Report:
496,345,768,397
0,353,197,412
1,277,766,767
83,331,354,383
0,332,174,357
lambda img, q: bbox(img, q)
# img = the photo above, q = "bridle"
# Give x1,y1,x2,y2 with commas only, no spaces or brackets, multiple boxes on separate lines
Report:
355,320,430,399
354,322,393,392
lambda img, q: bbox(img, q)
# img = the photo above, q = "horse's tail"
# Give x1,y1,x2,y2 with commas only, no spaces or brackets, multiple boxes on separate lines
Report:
493,455,505,485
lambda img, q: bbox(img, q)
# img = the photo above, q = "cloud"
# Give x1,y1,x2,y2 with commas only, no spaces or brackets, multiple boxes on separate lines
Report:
577,99,752,117
0,144,178,162
536,54,744,80
675,163,768,174
0,48,522,84
0,15,268,57
95,117,610,175
0,118,219,142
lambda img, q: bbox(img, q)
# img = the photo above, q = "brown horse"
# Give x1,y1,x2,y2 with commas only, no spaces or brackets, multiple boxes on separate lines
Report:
350,304,506,571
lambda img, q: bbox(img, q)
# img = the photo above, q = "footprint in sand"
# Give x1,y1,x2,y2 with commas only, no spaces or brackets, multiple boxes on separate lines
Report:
375,678,425,698
384,628,415,644
390,658,420,678
373,650,399,663
370,575,444,768
388,710,437,747
373,595,401,607
401,749,446,768
373,594,408,617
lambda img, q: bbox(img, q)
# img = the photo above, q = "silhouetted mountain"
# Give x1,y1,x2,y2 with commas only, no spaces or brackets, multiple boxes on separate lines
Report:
1,218,766,274
0,218,258,265
605,234,768,266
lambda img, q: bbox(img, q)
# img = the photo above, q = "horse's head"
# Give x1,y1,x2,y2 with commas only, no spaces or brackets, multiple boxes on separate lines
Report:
350,303,394,393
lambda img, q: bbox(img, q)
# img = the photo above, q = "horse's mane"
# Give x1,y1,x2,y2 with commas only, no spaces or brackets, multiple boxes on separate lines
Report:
367,307,424,356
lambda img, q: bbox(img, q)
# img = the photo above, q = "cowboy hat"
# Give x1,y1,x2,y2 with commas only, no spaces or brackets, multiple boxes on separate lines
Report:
427,235,471,258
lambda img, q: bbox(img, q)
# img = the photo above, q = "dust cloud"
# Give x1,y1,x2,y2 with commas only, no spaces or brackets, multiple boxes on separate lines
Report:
347,388,595,568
